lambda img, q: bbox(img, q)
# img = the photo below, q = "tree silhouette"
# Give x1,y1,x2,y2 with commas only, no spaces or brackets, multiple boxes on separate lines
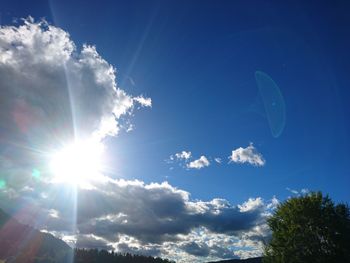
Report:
263,192,350,263
73,248,175,263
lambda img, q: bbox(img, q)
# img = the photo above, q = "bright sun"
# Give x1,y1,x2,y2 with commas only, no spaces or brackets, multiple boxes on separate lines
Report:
50,140,104,185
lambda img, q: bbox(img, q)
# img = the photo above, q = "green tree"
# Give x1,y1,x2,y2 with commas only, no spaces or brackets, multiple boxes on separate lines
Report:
263,192,350,263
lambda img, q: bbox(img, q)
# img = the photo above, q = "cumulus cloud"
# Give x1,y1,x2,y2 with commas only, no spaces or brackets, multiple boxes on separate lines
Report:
0,18,150,188
169,152,210,170
229,143,265,167
238,197,264,212
0,178,274,262
187,156,210,170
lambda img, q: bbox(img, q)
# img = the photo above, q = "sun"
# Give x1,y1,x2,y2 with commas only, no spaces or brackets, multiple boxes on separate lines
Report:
50,139,104,185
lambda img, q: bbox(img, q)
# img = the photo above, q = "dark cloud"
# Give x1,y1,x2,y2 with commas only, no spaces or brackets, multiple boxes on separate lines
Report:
69,180,266,245
180,242,210,257
1,177,272,262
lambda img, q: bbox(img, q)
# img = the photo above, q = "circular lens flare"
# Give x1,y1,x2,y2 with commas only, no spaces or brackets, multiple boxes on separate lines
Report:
50,140,104,185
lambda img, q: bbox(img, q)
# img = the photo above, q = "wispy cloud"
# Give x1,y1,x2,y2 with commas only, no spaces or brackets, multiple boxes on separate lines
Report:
286,187,309,196
187,156,210,170
229,143,265,167
214,158,222,164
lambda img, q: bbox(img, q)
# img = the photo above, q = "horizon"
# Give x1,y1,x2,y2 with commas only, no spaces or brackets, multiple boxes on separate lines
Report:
0,1,350,262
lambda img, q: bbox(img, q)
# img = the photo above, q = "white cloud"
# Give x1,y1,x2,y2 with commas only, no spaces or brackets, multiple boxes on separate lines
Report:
0,18,150,188
175,151,192,160
267,196,279,210
168,152,215,170
187,156,210,170
169,151,192,162
0,18,149,142
229,143,265,167
238,197,264,212
134,96,152,107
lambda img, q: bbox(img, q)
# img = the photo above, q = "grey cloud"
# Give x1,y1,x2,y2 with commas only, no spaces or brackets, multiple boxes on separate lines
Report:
71,180,266,244
1,178,271,262
180,242,210,257
209,245,238,260
43,180,267,246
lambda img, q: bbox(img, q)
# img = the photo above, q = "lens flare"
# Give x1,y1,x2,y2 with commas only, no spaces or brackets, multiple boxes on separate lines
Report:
32,168,41,179
0,179,6,189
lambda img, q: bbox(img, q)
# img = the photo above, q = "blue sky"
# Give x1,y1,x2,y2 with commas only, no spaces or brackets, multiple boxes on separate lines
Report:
0,0,349,261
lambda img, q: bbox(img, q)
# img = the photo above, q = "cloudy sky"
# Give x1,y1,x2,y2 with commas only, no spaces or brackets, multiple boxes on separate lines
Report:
0,1,350,262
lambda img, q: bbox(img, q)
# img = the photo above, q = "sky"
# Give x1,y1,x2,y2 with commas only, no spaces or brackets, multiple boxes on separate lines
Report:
0,0,350,262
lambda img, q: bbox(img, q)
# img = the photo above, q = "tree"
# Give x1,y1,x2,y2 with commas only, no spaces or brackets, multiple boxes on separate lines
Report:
263,192,350,263
72,248,175,263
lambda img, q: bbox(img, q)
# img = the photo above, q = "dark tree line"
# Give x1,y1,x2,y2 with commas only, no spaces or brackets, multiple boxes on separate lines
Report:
73,249,175,263
11,248,175,263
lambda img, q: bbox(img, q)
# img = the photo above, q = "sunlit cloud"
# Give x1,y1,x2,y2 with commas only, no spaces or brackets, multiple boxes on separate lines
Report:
0,18,151,188
187,156,210,170
134,96,152,108
229,143,265,167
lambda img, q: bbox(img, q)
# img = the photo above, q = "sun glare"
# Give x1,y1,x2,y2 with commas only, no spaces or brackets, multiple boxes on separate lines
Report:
50,140,104,185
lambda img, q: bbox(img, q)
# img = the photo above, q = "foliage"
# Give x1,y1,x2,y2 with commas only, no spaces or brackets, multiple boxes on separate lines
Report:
263,192,350,263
